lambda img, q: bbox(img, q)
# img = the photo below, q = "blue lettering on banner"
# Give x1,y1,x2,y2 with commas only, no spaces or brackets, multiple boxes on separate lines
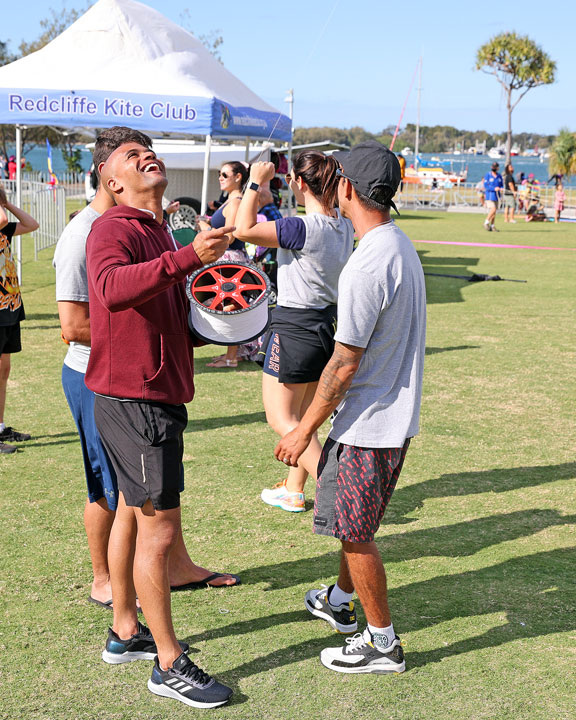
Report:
150,101,196,121
3,91,290,140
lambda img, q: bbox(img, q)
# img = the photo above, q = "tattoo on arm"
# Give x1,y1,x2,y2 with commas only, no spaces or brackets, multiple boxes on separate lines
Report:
317,345,363,404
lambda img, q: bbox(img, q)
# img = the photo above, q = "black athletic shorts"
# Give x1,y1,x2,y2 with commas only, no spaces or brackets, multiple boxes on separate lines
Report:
313,437,410,543
260,305,337,384
0,323,22,354
93,395,187,511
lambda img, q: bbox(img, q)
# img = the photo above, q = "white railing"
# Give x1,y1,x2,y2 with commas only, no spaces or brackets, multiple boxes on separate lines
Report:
396,181,576,215
2,180,67,260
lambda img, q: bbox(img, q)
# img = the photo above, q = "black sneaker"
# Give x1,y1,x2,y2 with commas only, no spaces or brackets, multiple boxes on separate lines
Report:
148,652,233,708
320,628,405,674
0,441,17,454
0,427,31,442
304,584,357,634
102,622,189,664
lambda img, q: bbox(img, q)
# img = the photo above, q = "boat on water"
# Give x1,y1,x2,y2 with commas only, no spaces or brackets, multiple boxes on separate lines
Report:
404,158,467,186
488,146,505,159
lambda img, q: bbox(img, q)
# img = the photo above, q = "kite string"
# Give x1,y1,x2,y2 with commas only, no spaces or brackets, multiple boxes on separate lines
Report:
255,0,342,159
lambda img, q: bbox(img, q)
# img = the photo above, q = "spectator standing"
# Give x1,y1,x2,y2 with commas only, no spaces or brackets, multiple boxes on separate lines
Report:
483,162,503,231
275,141,426,673
86,133,235,708
0,187,39,453
554,182,566,223
235,153,354,513
503,163,517,223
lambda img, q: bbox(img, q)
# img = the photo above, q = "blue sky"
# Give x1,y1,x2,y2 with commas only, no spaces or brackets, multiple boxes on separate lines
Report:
4,0,574,136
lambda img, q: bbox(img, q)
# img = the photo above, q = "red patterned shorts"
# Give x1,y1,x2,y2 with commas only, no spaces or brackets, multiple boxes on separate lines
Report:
313,437,410,543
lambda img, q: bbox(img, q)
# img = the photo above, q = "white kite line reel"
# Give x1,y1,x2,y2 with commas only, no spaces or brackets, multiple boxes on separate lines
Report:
186,261,271,345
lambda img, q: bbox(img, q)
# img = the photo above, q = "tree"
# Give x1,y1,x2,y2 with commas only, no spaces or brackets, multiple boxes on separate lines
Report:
476,33,555,163
548,128,576,179
179,10,223,63
18,4,88,57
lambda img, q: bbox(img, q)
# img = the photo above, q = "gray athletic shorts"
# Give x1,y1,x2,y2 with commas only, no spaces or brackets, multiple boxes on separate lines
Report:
94,395,187,510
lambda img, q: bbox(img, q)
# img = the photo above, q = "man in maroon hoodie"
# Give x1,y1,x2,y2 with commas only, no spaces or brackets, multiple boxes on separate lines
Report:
86,139,234,708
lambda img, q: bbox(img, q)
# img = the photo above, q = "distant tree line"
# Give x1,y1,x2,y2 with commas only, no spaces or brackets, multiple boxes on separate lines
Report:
293,124,556,153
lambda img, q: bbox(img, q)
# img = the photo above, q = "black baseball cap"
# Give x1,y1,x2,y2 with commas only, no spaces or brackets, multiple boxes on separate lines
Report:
333,140,401,214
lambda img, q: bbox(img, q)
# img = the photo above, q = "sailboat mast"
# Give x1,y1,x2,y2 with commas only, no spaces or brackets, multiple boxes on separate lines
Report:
414,57,422,170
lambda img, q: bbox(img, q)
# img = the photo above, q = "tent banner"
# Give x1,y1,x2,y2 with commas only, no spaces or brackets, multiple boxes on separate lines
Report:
1,88,291,141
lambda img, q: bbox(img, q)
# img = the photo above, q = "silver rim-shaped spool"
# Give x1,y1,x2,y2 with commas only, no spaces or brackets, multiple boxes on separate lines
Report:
186,261,271,345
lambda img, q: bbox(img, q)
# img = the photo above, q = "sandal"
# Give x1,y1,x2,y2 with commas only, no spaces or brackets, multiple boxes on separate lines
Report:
206,357,238,368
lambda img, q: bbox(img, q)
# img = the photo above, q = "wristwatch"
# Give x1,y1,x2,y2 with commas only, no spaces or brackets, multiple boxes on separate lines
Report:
247,181,260,192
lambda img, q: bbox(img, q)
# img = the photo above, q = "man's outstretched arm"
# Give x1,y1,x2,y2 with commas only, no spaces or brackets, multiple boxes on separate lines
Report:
274,342,364,466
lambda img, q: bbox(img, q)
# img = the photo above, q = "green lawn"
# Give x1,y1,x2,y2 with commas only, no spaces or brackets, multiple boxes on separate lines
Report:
1,211,574,719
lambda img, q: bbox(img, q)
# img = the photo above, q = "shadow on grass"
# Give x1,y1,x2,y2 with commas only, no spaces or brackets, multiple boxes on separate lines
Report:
24,313,59,321
184,411,266,433
425,345,479,355
388,462,576,525
238,504,574,592
23,431,79,448
189,547,575,681
418,251,482,305
195,360,261,375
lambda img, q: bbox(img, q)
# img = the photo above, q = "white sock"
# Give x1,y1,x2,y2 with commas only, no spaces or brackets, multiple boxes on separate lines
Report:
328,582,354,607
0,423,5,433
367,622,396,650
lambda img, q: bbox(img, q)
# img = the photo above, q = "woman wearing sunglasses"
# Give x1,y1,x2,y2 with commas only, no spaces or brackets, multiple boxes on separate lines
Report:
235,152,354,512
200,161,257,368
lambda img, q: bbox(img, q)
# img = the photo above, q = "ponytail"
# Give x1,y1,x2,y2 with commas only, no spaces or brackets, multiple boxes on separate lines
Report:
292,151,339,212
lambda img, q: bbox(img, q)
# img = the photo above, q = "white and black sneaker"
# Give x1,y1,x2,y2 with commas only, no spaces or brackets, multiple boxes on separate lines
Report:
320,628,405,674
102,622,189,664
148,652,233,708
305,584,358,634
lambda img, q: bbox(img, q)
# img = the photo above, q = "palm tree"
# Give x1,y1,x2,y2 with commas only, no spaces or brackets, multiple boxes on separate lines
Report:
549,129,576,179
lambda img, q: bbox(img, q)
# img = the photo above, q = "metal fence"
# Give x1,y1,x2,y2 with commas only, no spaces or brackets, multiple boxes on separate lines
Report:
3,179,67,263
397,182,576,217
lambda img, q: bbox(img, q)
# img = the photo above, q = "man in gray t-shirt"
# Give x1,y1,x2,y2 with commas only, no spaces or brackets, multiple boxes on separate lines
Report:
276,141,426,675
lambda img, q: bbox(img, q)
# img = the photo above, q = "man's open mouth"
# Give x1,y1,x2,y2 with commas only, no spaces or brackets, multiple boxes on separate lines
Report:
142,161,163,173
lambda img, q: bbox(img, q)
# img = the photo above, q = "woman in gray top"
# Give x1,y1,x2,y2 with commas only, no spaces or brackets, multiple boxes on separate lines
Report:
235,152,354,513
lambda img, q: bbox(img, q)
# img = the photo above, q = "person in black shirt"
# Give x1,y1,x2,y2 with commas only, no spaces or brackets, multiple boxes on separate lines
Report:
503,163,517,224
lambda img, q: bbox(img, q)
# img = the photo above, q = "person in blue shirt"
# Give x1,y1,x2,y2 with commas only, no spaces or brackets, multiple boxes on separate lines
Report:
483,162,504,232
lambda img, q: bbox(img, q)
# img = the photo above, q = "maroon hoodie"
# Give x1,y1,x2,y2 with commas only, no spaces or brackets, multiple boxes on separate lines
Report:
85,206,203,403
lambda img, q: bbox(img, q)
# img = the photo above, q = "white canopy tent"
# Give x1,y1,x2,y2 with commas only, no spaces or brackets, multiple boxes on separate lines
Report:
0,0,291,274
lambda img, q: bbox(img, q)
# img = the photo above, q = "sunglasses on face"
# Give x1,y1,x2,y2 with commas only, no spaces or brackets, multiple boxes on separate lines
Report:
335,167,356,184
285,172,295,184
219,171,230,179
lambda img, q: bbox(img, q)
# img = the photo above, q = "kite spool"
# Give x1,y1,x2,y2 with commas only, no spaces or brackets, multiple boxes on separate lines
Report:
186,261,270,345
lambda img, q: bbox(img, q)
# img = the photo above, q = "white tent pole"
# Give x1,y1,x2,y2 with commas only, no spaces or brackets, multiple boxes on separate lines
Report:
244,137,250,162
200,134,212,215
15,124,23,284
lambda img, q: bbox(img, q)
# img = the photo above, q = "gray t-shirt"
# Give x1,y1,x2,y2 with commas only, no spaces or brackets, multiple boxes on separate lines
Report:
53,206,100,373
275,211,354,308
330,220,426,448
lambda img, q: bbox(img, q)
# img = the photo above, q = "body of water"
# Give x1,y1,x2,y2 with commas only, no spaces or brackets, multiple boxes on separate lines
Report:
5,145,572,188
410,153,571,187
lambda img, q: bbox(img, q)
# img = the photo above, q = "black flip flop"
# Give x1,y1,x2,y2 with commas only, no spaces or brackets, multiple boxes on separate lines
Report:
88,596,142,613
170,573,242,591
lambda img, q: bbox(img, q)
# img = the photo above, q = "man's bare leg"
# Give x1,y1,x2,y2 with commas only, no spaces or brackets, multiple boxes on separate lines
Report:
168,528,238,587
109,493,139,640
0,353,10,424
85,498,115,602
342,540,391,627
133,500,182,669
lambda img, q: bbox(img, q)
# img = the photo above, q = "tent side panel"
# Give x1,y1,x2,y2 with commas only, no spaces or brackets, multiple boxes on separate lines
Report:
211,99,291,142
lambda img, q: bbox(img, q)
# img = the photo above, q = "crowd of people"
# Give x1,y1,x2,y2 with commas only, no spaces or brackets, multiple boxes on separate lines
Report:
3,126,427,708
482,162,568,231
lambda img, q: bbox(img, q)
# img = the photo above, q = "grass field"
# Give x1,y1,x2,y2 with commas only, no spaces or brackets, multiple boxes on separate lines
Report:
1,210,574,720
